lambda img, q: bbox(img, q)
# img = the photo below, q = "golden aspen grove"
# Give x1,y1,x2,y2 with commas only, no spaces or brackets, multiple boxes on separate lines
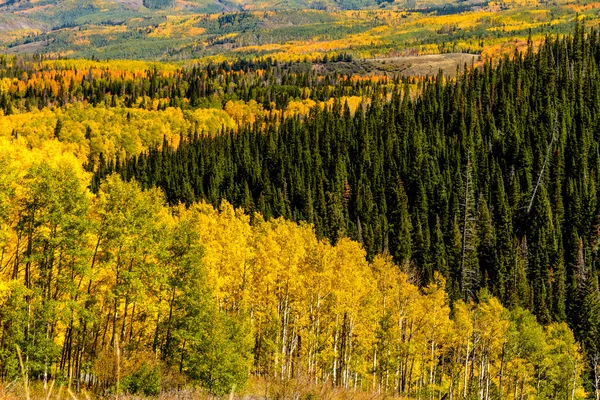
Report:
1,0,600,398
0,138,587,398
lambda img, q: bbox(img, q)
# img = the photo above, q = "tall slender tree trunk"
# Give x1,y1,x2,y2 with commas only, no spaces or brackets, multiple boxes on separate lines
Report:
463,339,470,398
163,286,177,359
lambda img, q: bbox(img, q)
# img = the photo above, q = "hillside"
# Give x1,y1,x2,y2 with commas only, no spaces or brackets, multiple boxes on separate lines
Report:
0,0,600,397
1,0,591,61
0,20,600,397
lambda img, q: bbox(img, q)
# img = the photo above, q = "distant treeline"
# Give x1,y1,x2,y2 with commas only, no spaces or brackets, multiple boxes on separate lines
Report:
0,54,384,115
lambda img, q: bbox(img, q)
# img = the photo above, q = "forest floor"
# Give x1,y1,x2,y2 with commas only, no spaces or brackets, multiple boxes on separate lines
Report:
0,377,403,400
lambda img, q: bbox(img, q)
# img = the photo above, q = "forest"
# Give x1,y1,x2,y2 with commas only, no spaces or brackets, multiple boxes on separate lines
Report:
0,18,599,400
99,23,600,326
1,0,598,62
0,140,590,399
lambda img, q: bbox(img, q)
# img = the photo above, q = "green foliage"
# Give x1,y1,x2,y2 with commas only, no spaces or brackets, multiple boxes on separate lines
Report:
143,0,172,9
122,363,162,396
0,282,28,380
162,214,252,395
183,312,252,395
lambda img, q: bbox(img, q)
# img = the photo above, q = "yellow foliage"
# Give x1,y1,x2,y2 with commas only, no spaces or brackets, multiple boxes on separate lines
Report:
0,104,236,163
224,99,265,126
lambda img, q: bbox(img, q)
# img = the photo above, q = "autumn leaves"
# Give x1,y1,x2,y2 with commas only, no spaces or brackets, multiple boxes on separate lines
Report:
0,139,584,396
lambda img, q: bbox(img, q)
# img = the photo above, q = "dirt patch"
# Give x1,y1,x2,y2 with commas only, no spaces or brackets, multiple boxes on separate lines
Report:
366,53,480,77
105,0,145,9
0,13,45,31
5,40,49,54
312,53,481,78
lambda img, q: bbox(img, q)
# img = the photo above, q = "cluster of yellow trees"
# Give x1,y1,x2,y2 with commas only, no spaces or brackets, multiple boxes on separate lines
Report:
0,137,586,398
0,97,366,163
0,104,236,161
198,204,585,399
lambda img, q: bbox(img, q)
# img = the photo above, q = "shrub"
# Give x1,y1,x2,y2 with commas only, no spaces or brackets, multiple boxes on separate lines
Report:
122,363,161,396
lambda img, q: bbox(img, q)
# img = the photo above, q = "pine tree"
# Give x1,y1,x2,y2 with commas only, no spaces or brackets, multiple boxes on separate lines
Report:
459,157,479,300
390,179,412,266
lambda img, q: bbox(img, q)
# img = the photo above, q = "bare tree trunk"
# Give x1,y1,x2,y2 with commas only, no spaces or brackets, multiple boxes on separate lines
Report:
593,353,600,400
499,343,505,396
12,234,21,279
463,339,470,398
333,315,339,385
527,111,558,214
571,357,578,400
110,252,122,348
162,286,177,358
